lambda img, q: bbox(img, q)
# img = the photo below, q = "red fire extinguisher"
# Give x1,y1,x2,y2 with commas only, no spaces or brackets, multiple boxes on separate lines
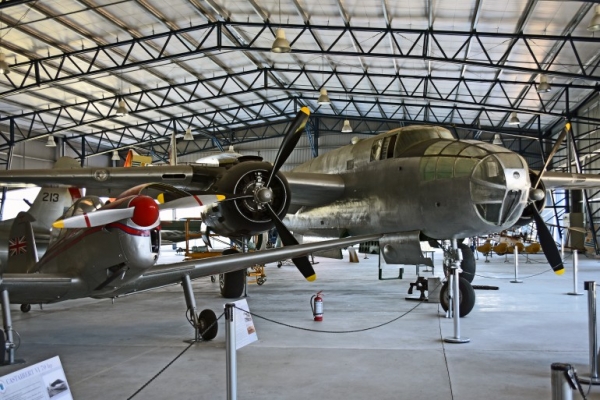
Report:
310,291,323,321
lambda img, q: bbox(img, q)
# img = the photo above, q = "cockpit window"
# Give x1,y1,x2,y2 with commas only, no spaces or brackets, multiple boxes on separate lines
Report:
440,142,470,156
472,156,505,186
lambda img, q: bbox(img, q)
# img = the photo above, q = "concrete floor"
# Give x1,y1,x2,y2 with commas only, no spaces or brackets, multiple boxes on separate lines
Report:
1,247,599,399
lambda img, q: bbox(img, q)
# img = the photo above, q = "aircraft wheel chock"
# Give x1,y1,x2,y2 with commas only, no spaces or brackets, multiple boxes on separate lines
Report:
440,277,476,317
198,309,218,341
20,304,31,313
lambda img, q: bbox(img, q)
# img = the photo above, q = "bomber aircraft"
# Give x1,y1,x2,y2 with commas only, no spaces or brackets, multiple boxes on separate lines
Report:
0,109,598,317
0,180,382,365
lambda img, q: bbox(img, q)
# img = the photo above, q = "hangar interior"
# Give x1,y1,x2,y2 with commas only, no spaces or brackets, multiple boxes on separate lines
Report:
0,0,599,399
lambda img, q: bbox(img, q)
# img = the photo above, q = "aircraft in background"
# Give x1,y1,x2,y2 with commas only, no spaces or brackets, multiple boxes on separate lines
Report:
0,158,82,268
0,111,596,316
0,180,382,365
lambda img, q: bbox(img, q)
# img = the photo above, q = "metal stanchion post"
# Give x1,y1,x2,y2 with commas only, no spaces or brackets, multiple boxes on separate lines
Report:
225,303,237,400
579,281,600,385
510,246,523,283
567,250,583,296
551,363,576,400
444,240,470,344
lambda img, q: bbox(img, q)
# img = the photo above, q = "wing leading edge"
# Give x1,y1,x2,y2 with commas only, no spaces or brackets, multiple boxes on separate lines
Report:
0,234,383,302
541,171,600,190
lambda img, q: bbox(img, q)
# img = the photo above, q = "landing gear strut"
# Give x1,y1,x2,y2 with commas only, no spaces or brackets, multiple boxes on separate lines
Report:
181,275,218,341
1,290,24,365
440,240,476,317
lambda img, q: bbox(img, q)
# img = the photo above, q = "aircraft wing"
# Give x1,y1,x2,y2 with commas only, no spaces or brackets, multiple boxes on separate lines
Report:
541,171,600,190
0,273,86,304
0,165,220,196
283,171,345,207
115,233,383,295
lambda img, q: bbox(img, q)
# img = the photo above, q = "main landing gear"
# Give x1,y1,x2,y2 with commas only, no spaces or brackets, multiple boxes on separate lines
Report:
181,275,218,341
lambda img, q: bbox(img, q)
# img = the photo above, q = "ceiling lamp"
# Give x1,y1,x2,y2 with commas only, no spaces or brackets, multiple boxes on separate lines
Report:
317,88,331,105
588,5,600,31
46,135,56,147
537,74,551,93
341,119,352,133
183,128,194,141
116,99,128,117
492,134,503,146
111,150,120,161
271,28,291,53
508,112,520,125
0,52,10,75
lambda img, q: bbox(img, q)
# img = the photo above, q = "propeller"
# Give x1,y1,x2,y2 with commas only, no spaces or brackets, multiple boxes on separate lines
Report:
527,123,571,275
53,195,160,229
53,193,226,230
259,106,316,281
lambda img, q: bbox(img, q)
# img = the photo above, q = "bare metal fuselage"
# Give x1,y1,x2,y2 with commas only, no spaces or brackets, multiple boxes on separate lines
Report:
285,127,530,240
10,225,159,304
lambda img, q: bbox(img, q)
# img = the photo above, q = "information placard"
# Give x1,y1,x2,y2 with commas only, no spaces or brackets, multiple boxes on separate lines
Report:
0,356,72,400
232,299,258,350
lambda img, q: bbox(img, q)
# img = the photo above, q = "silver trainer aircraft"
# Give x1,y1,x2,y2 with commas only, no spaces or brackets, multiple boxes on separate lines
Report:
0,180,382,365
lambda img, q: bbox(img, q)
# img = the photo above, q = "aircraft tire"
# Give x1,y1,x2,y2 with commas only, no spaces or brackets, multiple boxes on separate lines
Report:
440,277,476,317
20,304,31,313
198,309,218,341
219,248,246,298
459,243,476,283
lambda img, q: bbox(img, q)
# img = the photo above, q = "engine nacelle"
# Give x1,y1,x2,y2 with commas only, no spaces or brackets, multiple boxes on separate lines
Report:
514,171,547,228
201,161,290,237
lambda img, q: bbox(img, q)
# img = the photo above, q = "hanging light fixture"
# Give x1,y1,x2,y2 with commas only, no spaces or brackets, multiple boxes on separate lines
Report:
537,74,551,93
492,134,503,146
317,88,331,105
271,29,291,53
111,150,120,161
0,52,10,75
588,5,600,31
271,0,291,53
183,128,194,141
341,119,352,133
508,112,520,125
115,68,128,117
116,99,128,117
46,135,56,147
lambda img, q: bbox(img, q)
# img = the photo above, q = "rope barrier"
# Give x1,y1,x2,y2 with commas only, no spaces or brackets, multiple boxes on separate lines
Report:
127,311,225,400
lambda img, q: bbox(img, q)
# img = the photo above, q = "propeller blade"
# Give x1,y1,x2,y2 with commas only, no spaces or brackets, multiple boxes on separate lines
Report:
265,203,316,281
530,205,565,275
202,226,212,248
53,208,134,229
533,123,570,190
158,194,225,210
266,107,311,187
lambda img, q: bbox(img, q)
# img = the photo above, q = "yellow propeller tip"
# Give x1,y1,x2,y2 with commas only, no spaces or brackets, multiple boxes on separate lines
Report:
157,193,165,204
216,194,226,201
555,267,565,276
306,274,317,282
300,106,311,116
52,221,65,229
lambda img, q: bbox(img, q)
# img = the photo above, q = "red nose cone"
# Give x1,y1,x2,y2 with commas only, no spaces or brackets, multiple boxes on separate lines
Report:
129,195,159,227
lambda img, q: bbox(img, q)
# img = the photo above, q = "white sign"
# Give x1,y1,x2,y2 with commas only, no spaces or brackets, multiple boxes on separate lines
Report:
0,356,72,400
232,299,258,350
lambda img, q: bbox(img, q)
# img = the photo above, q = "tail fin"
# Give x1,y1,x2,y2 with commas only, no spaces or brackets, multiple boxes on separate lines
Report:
27,157,82,230
5,212,38,273
124,149,152,167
